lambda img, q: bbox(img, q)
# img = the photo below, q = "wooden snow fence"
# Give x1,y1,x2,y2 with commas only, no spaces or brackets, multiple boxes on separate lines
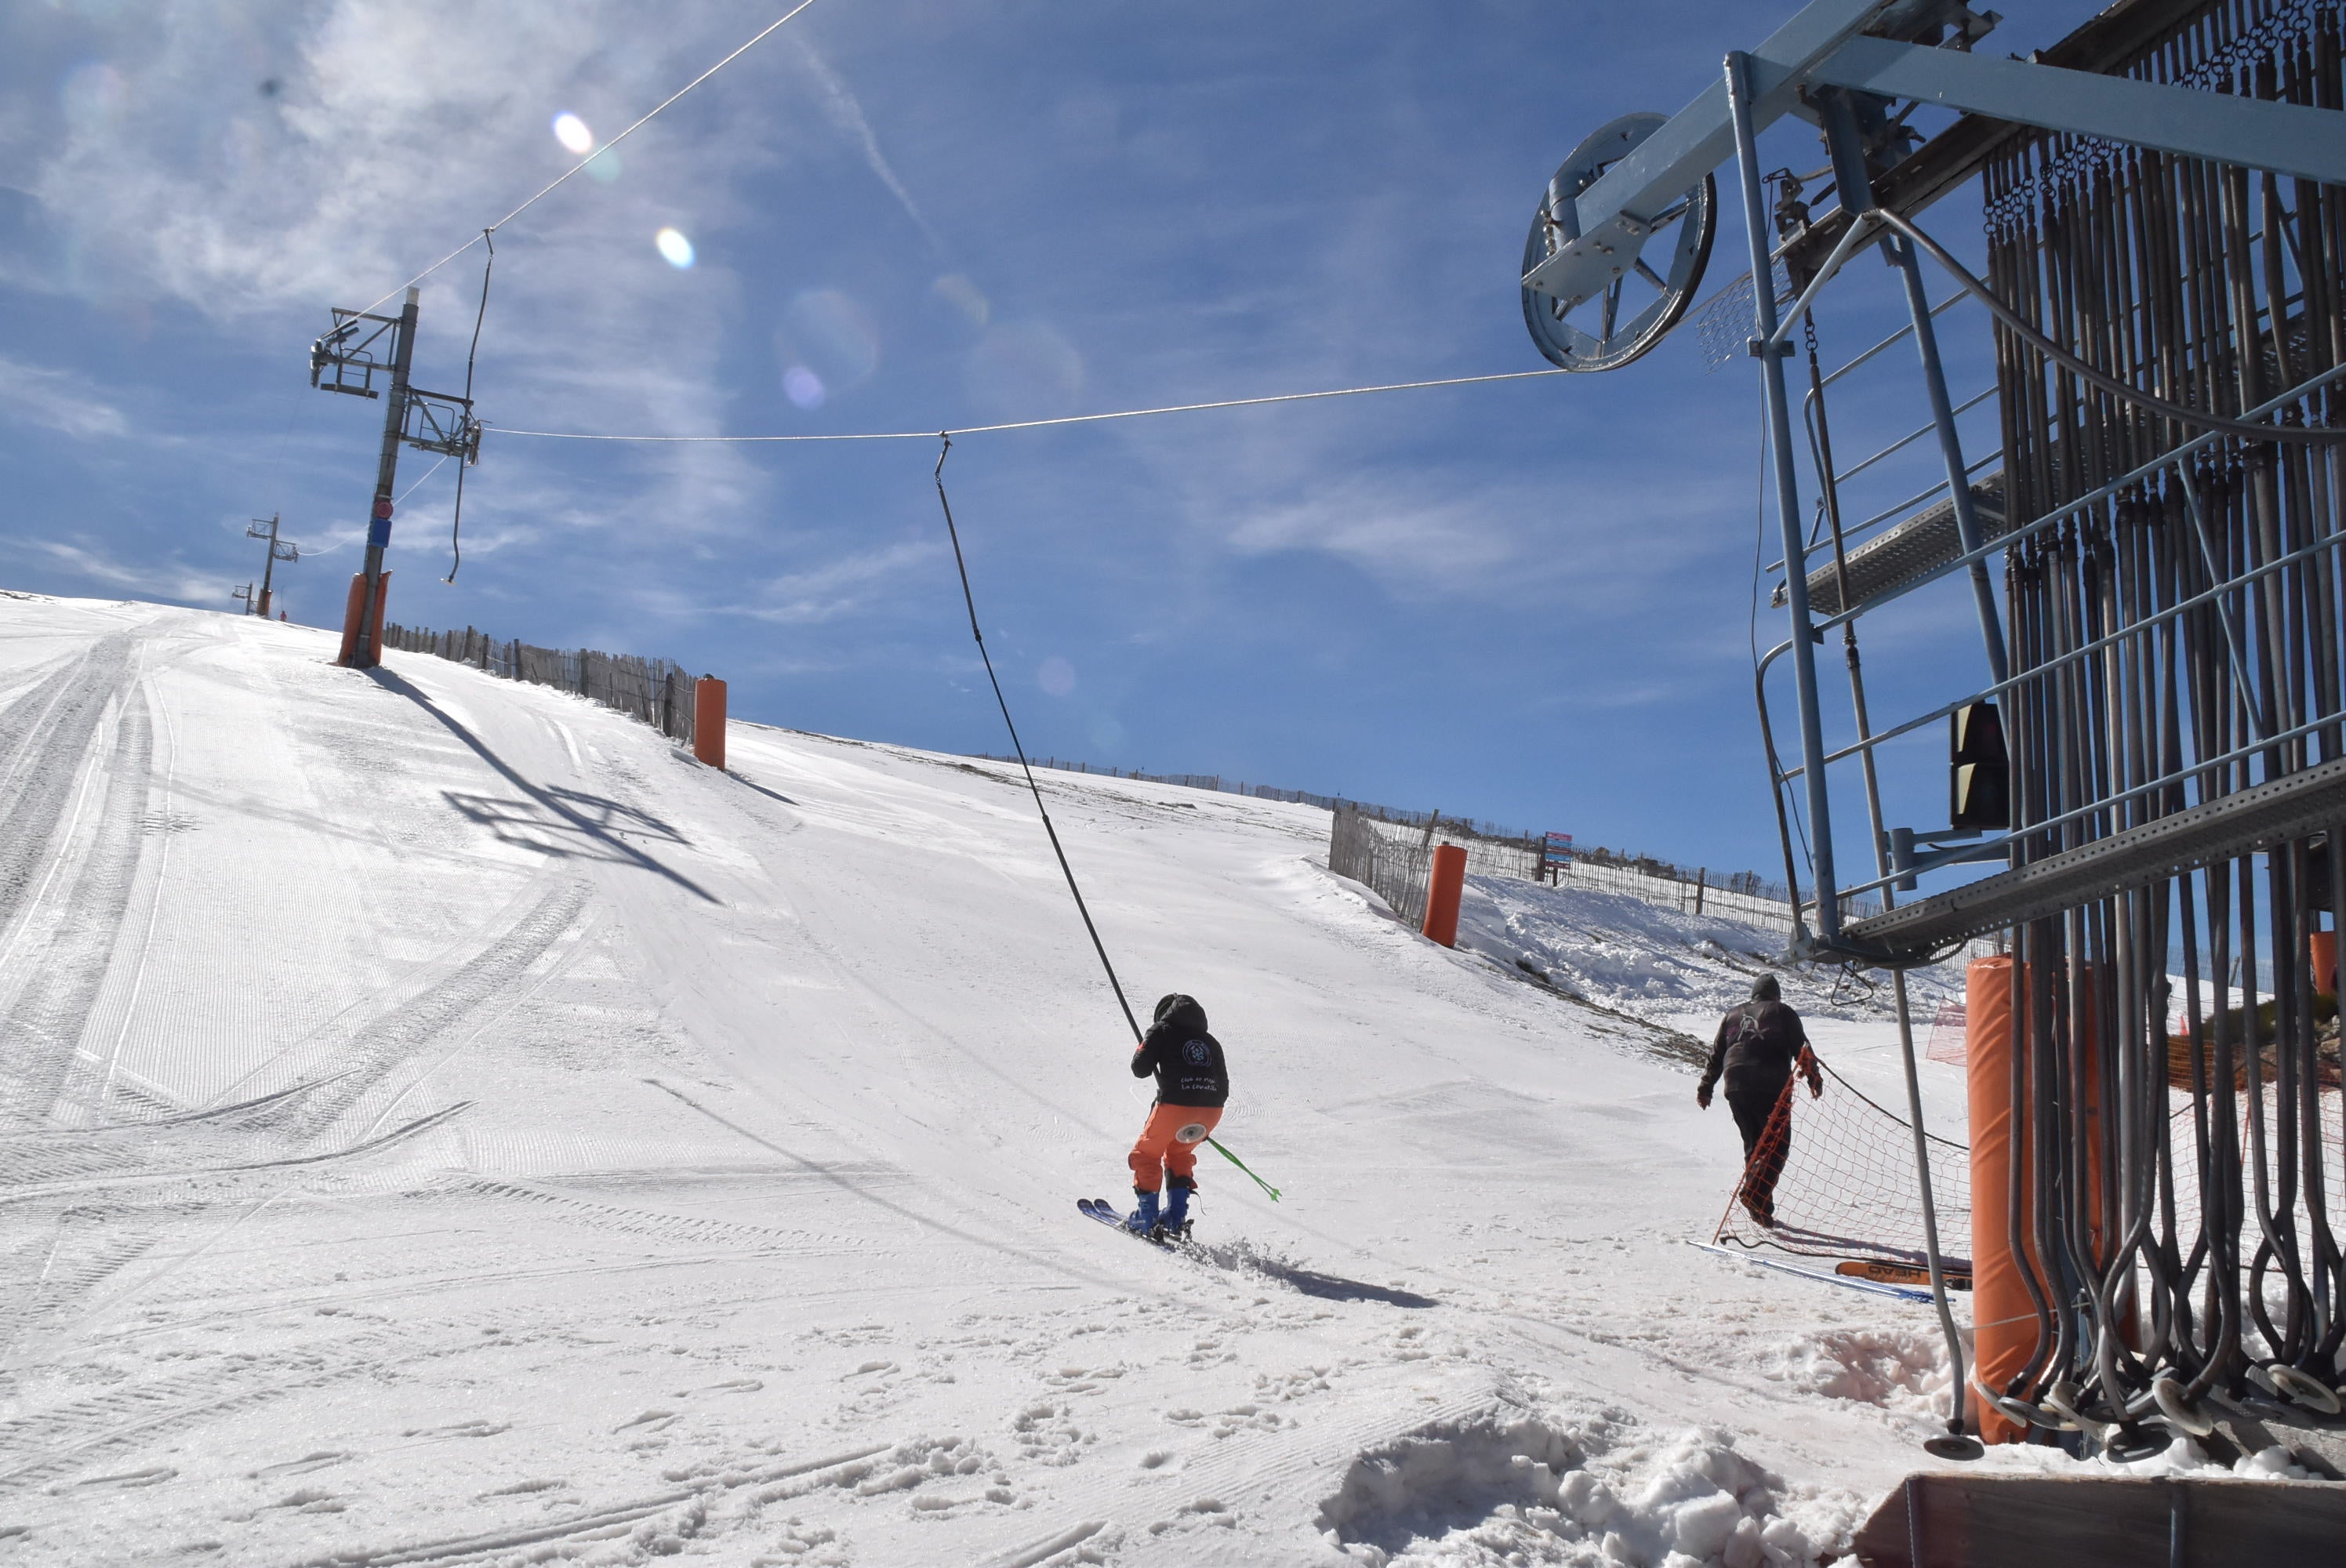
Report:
1327,803,1436,927
380,622,698,749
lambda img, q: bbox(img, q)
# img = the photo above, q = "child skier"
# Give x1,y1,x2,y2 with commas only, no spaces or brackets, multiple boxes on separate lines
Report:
1124,993,1229,1240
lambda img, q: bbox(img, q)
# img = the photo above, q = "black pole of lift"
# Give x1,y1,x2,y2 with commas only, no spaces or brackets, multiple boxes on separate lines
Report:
353,286,419,670
255,514,283,618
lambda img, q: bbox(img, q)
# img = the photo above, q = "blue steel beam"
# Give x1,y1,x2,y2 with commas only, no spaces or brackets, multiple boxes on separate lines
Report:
1810,36,2346,187
1529,5,2346,309
1728,48,1840,946
1522,0,1892,307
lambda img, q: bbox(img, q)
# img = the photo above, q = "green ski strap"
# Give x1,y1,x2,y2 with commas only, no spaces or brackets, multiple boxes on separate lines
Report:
1206,1137,1280,1202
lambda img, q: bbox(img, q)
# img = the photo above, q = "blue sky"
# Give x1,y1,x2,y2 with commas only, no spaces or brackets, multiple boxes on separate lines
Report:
1,0,2104,887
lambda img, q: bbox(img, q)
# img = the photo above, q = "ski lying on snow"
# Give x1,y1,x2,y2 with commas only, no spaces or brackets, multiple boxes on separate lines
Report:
1688,1241,1937,1303
1836,1258,1971,1292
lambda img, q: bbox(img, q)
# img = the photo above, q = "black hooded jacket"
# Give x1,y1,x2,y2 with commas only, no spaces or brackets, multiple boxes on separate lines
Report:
1701,978,1811,1098
1131,995,1229,1108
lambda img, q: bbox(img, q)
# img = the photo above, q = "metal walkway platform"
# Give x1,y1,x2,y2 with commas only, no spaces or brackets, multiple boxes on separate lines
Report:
1842,753,2346,961
1774,472,2007,617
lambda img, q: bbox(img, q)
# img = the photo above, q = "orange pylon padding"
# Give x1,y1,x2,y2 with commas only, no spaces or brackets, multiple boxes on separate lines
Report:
692,676,727,770
1422,843,1467,948
1964,956,2028,1444
335,572,390,668
1966,955,2112,1443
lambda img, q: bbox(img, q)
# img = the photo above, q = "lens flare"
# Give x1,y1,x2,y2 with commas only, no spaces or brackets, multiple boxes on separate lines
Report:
783,366,826,409
964,321,1084,420
656,227,695,269
551,112,594,154
1054,93,1120,153
60,62,129,132
221,118,265,176
930,273,990,329
1037,656,1076,698
585,149,621,183
781,289,880,390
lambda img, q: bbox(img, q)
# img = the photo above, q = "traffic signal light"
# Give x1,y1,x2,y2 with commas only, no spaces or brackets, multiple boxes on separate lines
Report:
1952,701,2009,830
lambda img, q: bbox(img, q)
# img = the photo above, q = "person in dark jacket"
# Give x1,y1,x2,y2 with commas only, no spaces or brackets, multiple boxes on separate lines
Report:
1697,973,1821,1226
1124,993,1229,1238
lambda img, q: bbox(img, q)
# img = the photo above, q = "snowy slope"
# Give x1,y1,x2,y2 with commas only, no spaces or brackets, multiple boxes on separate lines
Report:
1,594,2000,1566
1451,877,1974,1137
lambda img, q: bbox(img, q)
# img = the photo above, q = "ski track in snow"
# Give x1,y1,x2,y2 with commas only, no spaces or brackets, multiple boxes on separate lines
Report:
0,594,2138,1566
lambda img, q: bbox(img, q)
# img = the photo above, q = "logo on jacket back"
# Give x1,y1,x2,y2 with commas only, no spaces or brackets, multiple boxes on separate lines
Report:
1182,1038,1210,1065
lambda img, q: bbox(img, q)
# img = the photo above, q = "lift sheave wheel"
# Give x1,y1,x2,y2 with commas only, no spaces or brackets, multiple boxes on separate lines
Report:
1521,113,1716,372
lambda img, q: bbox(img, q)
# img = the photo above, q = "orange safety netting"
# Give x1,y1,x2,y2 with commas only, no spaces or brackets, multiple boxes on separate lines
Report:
1707,1066,2345,1290
1923,1000,1969,1066
2163,1085,2346,1257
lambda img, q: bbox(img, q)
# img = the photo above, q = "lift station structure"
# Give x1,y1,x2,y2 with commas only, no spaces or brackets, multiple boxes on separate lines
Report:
1522,0,2346,1474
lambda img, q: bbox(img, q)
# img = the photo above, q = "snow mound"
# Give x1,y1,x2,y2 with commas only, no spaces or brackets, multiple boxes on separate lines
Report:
1315,1414,1582,1560
1316,1417,1861,1567
1756,1328,1951,1417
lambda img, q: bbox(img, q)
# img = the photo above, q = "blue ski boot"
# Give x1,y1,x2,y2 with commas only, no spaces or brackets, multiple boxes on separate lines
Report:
1160,1178,1194,1241
1125,1189,1160,1236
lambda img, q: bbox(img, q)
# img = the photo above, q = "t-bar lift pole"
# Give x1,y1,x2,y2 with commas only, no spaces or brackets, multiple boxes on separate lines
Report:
354,288,420,670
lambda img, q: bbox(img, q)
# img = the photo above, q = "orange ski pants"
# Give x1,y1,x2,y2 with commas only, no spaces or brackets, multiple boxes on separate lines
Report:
1128,1103,1222,1192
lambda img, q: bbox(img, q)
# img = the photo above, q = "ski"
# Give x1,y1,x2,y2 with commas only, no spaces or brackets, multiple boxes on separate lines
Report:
1077,1197,1187,1247
1688,1241,1933,1302
1077,1196,1156,1243
1835,1258,1972,1292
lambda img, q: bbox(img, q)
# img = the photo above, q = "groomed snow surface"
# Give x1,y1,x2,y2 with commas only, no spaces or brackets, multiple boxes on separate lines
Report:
0,596,2083,1565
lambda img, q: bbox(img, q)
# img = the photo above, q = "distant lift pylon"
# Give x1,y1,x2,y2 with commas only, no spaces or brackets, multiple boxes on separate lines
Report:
309,288,483,667
245,513,300,619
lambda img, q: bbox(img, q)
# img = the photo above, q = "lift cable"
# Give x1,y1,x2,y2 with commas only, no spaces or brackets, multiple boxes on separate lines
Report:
445,232,495,583
931,434,1141,1045
494,366,1571,444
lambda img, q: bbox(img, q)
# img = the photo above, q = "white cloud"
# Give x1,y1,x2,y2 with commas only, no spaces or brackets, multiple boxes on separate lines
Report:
13,2,830,567
16,539,228,605
791,37,942,252
1223,473,1523,592
722,539,942,625
1109,396,1745,609
0,357,129,439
